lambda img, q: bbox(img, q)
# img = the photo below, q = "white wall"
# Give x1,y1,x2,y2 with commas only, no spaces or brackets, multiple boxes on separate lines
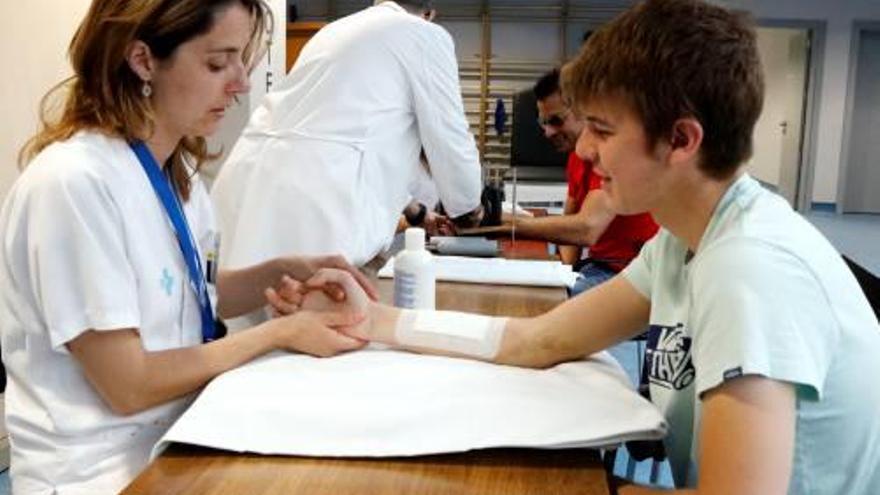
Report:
6,0,879,206
204,0,287,182
0,0,92,467
445,0,880,205
0,0,287,199
0,0,92,205
717,0,880,203
444,0,880,203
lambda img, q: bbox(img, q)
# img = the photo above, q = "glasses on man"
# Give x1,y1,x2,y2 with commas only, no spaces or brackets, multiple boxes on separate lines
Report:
537,108,571,128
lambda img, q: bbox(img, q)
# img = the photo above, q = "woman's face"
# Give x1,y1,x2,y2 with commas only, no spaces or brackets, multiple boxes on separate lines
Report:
150,3,253,140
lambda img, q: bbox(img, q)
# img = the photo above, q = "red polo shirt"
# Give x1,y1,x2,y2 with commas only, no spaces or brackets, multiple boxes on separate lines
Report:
566,153,659,272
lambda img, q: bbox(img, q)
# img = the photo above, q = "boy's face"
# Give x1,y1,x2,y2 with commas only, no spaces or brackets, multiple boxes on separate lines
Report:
574,96,670,215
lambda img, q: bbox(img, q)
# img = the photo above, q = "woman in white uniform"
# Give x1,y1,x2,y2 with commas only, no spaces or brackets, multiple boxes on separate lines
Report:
0,0,376,492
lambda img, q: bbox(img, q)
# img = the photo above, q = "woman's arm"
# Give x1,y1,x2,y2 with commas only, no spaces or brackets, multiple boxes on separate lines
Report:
66,310,365,416
216,255,378,319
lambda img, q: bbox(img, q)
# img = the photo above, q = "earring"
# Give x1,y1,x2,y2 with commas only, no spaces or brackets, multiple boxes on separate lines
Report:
141,81,153,98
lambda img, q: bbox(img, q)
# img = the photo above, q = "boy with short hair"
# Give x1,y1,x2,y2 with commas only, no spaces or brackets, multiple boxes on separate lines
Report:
280,1,880,492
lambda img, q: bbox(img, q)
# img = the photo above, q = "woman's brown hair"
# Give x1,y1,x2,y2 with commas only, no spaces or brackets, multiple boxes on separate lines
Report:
19,0,272,200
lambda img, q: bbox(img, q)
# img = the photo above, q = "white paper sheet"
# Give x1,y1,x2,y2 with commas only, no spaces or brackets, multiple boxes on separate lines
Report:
501,201,534,217
378,256,578,288
153,349,666,459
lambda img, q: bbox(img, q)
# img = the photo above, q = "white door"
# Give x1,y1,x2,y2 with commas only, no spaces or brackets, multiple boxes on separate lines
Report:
843,30,880,214
749,27,810,206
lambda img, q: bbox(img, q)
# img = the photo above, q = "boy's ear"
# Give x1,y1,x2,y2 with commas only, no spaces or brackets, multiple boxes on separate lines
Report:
669,117,703,164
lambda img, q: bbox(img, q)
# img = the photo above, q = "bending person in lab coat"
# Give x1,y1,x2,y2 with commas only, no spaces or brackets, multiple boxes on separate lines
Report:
210,0,483,323
0,1,375,492
398,150,456,236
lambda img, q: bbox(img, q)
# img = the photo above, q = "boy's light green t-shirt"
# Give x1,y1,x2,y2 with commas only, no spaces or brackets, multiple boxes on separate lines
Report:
623,174,880,494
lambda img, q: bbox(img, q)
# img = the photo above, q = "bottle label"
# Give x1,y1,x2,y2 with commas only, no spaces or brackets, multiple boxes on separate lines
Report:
394,270,418,308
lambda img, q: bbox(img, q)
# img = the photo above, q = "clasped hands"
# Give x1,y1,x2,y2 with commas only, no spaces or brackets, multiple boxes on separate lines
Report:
265,268,377,356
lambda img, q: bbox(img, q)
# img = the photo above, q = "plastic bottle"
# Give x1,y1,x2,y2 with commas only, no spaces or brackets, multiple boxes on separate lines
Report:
394,228,436,309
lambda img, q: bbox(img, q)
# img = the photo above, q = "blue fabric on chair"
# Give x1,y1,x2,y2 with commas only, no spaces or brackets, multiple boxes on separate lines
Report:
570,260,616,296
569,266,674,488
493,98,507,136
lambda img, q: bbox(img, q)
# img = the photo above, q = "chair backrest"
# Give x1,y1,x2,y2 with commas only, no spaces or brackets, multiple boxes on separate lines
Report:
509,88,567,181
843,255,880,321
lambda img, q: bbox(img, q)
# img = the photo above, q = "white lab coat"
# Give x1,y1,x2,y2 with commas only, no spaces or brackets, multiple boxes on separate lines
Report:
0,131,216,493
211,1,481,273
409,158,441,210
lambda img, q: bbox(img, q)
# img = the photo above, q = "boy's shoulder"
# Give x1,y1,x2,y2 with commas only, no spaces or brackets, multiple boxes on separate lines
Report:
701,177,830,269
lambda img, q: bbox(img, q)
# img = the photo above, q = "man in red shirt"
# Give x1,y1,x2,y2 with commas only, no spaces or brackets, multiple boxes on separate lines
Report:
510,69,659,294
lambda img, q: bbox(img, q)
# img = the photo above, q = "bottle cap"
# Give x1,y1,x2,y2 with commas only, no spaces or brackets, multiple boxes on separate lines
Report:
405,227,426,251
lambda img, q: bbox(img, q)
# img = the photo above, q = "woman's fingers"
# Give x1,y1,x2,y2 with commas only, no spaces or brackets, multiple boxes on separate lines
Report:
266,275,304,316
323,256,379,301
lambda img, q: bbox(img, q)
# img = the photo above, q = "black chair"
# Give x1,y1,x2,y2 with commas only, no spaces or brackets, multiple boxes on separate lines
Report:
843,255,880,321
1,345,5,394
509,88,567,182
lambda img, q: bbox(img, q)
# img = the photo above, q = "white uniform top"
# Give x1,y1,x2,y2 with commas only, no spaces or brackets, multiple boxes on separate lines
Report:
211,1,481,270
0,131,217,494
623,174,880,493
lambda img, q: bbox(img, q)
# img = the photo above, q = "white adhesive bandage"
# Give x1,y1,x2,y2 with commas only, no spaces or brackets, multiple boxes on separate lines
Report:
395,310,507,359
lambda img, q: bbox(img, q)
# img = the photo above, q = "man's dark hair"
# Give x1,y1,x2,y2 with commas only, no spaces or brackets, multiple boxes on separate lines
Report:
394,0,434,11
533,69,561,102
562,0,764,179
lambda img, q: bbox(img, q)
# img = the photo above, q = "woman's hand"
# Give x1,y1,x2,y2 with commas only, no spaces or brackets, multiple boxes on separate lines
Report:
216,254,376,319
265,275,306,317
305,268,370,312
266,276,355,318
302,268,373,340
265,268,390,344
270,310,367,357
282,255,379,301
266,268,374,341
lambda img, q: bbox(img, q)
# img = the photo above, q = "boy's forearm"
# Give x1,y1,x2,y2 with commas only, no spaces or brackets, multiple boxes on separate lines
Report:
365,301,402,344
364,303,551,367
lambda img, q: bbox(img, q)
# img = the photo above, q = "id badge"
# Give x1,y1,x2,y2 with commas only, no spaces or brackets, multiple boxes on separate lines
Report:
205,231,221,284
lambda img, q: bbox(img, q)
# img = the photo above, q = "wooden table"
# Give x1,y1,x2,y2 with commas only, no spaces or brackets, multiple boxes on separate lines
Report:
125,250,610,495
125,445,609,495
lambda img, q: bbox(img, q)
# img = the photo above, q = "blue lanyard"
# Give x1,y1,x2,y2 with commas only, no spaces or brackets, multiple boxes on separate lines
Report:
130,141,217,343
